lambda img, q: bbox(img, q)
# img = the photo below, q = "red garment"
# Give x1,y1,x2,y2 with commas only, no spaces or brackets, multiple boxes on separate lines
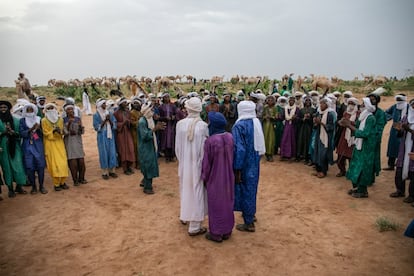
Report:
336,112,355,158
114,109,136,163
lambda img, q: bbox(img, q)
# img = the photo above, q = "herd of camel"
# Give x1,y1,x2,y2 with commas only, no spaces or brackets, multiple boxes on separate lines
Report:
42,73,392,94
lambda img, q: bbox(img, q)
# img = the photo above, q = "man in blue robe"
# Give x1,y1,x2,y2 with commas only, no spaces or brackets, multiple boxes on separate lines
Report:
384,94,408,171
232,100,265,232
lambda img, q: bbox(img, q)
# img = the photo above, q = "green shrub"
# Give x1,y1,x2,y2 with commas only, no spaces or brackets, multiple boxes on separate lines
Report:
375,216,400,232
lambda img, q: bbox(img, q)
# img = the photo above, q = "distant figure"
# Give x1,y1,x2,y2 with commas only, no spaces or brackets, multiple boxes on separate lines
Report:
82,88,93,115
17,72,32,97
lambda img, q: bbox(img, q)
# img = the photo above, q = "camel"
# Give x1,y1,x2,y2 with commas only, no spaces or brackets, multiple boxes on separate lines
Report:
230,75,239,84
15,80,27,99
372,75,389,86
185,75,193,83
312,77,335,93
157,77,172,92
245,77,260,85
360,73,373,83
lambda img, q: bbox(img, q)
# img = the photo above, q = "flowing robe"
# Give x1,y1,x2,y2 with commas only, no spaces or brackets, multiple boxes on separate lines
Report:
130,109,141,164
175,118,208,222
93,112,118,169
232,119,261,225
280,107,300,158
0,118,26,186
138,117,159,179
297,106,315,160
385,104,406,159
262,105,278,156
158,103,177,152
201,132,235,236
114,109,136,163
63,117,85,160
346,115,377,187
41,117,68,178
336,112,356,158
19,118,46,171
313,111,335,173
373,108,387,177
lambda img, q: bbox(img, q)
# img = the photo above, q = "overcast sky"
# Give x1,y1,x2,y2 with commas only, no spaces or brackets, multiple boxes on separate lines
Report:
0,0,413,86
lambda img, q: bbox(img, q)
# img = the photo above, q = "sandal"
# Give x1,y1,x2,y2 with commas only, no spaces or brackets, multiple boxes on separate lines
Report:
102,174,109,180
316,172,326,178
403,196,414,203
188,227,207,236
180,220,187,225
390,191,405,198
336,172,345,177
205,232,222,243
109,172,118,178
236,223,255,232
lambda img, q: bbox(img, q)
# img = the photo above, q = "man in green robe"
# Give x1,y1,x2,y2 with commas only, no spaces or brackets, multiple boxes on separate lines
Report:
341,98,377,198
138,102,166,194
0,101,27,197
368,93,387,184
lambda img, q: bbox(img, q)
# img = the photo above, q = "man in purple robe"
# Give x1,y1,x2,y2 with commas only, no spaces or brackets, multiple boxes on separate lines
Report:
158,93,177,162
201,112,235,242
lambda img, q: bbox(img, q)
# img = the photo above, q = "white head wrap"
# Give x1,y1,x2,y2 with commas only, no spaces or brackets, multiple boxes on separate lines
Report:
185,97,202,142
96,99,112,139
141,102,157,151
236,101,265,155
354,98,375,150
22,103,40,128
44,103,59,124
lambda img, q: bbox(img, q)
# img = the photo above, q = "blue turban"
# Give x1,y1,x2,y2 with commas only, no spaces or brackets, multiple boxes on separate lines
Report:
208,111,227,136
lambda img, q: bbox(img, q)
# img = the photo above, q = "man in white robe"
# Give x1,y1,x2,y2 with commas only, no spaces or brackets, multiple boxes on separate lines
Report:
175,97,209,236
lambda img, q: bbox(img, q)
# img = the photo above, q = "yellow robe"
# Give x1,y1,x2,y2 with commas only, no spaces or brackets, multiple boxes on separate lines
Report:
41,117,68,183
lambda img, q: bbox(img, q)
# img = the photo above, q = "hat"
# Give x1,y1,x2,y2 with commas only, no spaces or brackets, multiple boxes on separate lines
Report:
185,97,202,114
0,101,12,110
333,91,342,97
347,97,359,105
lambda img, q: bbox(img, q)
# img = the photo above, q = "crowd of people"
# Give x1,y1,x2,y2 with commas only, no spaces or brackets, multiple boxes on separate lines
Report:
1,82,414,241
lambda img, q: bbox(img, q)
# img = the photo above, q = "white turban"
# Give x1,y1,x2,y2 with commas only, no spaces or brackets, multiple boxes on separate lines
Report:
22,103,40,128
185,97,202,114
236,101,265,155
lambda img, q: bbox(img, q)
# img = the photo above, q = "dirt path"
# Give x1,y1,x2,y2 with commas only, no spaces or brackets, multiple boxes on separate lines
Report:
0,97,413,275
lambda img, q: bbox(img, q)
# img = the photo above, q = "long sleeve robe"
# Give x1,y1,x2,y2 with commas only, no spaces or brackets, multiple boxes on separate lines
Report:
41,117,69,178
175,117,208,222
201,132,235,236
232,119,261,225
0,118,26,186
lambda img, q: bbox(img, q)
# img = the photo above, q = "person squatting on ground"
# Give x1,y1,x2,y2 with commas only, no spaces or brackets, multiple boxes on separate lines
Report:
232,100,265,232
175,97,209,236
201,111,235,242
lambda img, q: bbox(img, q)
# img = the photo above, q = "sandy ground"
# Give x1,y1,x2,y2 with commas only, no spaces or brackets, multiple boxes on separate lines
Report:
0,97,413,276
